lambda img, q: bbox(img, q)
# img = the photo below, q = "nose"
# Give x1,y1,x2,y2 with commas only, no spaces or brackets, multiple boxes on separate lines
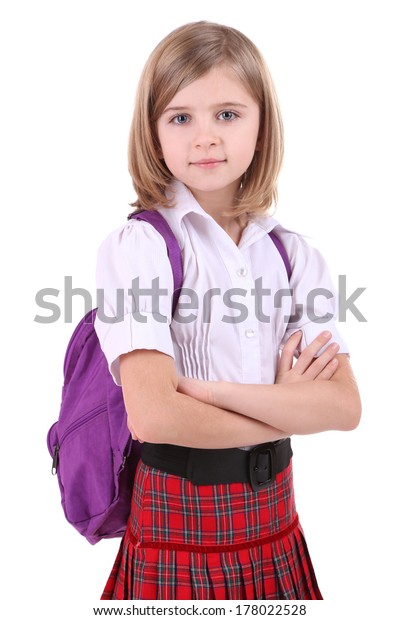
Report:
193,119,221,149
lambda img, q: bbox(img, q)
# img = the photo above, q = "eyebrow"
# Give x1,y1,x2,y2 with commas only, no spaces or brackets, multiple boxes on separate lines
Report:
162,102,248,115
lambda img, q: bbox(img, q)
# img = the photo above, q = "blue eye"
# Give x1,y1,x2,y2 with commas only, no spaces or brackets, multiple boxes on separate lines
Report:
218,110,237,121
172,114,189,124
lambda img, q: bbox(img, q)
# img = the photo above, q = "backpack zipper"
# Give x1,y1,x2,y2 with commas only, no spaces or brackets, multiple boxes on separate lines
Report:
52,444,60,475
51,403,131,475
51,404,107,475
118,435,134,473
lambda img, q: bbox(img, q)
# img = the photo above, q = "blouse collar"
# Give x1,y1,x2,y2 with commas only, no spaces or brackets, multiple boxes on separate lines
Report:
164,179,281,233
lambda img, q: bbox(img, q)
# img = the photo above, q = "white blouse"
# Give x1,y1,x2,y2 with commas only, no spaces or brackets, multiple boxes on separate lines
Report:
94,180,348,387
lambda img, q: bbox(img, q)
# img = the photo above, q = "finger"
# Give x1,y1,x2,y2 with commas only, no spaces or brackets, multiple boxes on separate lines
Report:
294,331,333,374
279,331,303,372
303,342,340,380
314,357,339,381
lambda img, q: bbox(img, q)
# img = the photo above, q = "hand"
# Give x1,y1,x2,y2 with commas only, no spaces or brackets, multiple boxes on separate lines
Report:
275,330,340,385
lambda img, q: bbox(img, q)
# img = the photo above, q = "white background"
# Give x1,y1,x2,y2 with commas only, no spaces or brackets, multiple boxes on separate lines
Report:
1,1,399,618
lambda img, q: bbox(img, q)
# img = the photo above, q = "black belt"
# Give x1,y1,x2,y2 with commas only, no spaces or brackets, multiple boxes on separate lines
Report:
141,438,292,491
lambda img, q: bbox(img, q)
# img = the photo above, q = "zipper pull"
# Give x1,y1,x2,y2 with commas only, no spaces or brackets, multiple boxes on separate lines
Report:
52,445,60,475
119,455,127,473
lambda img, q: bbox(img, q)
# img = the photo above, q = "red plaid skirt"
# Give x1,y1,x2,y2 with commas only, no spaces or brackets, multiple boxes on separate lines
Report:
101,459,322,600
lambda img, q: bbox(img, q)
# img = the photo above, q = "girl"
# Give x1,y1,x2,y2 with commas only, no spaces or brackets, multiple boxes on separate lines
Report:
95,21,361,600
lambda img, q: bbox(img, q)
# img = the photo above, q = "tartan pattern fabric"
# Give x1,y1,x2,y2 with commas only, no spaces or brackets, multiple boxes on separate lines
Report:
101,460,322,600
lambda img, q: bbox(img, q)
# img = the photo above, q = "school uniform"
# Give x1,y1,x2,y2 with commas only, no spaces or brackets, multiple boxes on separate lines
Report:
94,180,348,600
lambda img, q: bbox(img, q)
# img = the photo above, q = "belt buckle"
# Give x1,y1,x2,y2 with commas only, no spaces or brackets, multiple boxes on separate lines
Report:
249,443,276,491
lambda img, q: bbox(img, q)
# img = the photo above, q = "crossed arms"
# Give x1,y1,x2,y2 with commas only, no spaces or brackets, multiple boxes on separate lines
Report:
120,330,361,449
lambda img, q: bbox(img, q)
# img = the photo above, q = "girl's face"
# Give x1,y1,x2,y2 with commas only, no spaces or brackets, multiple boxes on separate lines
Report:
156,66,260,208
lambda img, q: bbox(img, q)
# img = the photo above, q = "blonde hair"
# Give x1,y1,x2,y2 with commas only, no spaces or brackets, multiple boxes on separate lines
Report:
128,21,284,217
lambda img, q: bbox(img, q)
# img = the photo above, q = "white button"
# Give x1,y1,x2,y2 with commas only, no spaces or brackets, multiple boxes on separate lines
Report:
245,329,255,338
237,267,248,277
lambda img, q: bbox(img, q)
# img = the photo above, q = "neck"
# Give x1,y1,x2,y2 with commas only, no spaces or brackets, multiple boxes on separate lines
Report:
189,181,246,234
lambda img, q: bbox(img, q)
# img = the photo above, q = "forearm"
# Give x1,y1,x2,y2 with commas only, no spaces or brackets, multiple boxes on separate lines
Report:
136,390,288,449
121,349,288,449
212,374,361,434
172,338,361,437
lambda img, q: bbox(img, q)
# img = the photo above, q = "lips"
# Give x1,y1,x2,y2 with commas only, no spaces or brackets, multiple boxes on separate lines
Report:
191,158,226,168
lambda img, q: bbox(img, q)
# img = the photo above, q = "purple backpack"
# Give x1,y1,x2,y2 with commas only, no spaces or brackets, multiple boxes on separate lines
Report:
47,211,291,545
47,211,183,544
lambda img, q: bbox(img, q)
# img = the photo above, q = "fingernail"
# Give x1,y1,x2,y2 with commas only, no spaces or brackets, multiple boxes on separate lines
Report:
321,331,332,339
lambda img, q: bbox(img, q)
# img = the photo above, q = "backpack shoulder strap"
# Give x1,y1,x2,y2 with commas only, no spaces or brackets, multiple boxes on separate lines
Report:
268,230,292,281
128,210,183,313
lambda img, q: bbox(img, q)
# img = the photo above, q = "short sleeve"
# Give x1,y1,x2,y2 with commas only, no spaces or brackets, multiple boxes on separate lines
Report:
278,230,350,356
94,220,176,385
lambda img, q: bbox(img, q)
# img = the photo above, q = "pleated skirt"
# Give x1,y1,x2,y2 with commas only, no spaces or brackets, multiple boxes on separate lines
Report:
101,459,322,600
